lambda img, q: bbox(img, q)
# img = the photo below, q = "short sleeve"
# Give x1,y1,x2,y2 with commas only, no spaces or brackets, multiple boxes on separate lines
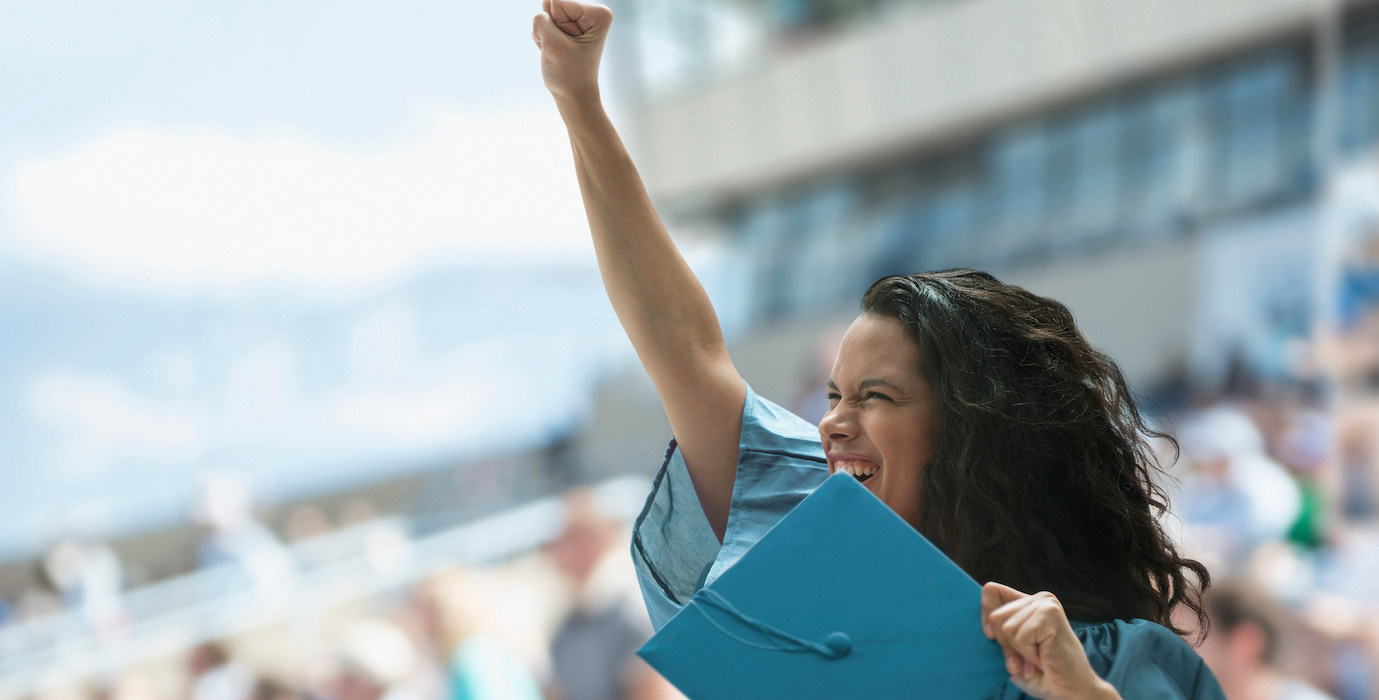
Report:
630,383,828,630
988,619,1225,699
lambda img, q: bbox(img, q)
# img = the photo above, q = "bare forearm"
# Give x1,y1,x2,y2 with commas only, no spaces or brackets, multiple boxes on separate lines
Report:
536,2,740,540
555,95,728,391
554,94,741,538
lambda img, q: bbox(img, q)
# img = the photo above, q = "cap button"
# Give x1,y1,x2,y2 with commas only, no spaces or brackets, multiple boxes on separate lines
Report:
823,631,851,659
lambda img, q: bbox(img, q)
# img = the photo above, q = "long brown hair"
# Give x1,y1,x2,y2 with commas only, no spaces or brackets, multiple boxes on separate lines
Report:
861,270,1209,637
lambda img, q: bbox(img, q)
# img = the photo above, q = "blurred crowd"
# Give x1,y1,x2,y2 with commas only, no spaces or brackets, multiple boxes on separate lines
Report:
1163,219,1379,700
6,488,678,700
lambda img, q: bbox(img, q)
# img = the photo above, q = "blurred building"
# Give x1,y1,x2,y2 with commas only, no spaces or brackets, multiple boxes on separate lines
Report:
576,0,1379,483
600,0,1379,395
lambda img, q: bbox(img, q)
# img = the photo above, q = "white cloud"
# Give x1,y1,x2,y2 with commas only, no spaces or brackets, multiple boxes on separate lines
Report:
3,106,591,297
322,373,495,445
26,368,203,477
321,335,586,448
222,339,301,434
348,301,420,383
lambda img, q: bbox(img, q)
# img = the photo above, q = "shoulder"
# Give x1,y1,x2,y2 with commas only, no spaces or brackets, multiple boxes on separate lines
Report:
1074,619,1225,699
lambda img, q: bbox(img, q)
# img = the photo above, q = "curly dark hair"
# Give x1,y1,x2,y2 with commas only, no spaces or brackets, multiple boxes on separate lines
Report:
861,269,1209,638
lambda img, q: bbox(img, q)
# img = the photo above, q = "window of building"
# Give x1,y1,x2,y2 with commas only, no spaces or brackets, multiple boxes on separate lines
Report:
985,123,1051,262
1119,82,1205,237
1341,45,1379,153
1047,102,1124,250
1205,52,1297,210
788,180,861,313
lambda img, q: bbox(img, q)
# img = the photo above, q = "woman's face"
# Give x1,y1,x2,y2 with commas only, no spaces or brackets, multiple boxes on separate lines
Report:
819,313,938,526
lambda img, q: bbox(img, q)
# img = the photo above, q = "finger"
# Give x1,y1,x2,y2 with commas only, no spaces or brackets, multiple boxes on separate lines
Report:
550,0,581,36
1000,645,1021,678
551,0,610,38
558,14,584,37
998,596,1042,644
981,582,1021,637
532,13,543,49
981,582,1028,630
986,591,1036,635
543,0,552,14
1000,642,1037,683
533,12,563,46
1005,598,1063,671
572,3,600,33
991,602,1045,674
983,581,1028,610
1010,597,1061,655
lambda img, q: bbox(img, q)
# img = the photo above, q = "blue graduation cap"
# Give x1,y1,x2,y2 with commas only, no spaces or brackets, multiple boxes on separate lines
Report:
638,472,1010,699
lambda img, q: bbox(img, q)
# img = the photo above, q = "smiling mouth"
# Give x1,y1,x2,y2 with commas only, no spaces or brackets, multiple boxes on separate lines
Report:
833,460,878,484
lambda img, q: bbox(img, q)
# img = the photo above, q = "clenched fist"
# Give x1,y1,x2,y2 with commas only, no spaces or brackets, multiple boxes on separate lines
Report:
532,0,613,102
981,583,1121,699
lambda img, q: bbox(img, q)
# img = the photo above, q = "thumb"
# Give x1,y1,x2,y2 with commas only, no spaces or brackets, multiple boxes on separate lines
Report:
981,582,1027,636
549,0,612,39
982,582,1027,610
532,12,562,50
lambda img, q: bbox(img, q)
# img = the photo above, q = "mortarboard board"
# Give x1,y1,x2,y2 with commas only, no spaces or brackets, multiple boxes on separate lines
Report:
638,472,1010,699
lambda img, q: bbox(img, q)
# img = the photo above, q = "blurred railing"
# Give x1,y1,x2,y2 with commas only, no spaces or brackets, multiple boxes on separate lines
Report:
0,476,652,700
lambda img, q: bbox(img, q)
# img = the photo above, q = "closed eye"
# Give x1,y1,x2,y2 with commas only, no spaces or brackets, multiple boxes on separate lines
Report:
826,391,892,402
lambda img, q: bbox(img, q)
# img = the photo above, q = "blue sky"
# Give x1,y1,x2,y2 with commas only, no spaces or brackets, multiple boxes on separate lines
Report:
1,1,551,144
0,0,640,558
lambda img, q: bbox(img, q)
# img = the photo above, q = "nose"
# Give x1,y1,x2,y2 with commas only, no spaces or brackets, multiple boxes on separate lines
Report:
818,403,855,443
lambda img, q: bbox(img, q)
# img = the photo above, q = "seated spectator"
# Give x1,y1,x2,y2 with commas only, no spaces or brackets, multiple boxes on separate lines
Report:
545,492,671,700
328,619,423,700
1198,584,1335,700
415,571,542,700
1178,406,1302,571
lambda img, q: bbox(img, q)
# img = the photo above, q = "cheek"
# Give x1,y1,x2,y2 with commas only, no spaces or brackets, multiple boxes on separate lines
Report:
882,414,937,477
871,420,912,466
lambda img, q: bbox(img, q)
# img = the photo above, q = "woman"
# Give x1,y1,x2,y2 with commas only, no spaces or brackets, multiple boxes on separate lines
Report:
531,2,1221,698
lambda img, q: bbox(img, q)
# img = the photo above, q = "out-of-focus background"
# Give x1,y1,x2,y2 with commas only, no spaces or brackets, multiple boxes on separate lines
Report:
2,0,1378,698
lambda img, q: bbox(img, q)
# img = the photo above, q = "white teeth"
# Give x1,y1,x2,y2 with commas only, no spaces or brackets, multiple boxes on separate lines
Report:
833,460,878,477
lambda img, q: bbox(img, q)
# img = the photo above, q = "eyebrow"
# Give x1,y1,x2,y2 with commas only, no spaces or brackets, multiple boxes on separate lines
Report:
826,378,905,392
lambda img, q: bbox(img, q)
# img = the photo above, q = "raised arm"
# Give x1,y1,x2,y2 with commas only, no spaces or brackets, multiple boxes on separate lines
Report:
533,0,743,541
